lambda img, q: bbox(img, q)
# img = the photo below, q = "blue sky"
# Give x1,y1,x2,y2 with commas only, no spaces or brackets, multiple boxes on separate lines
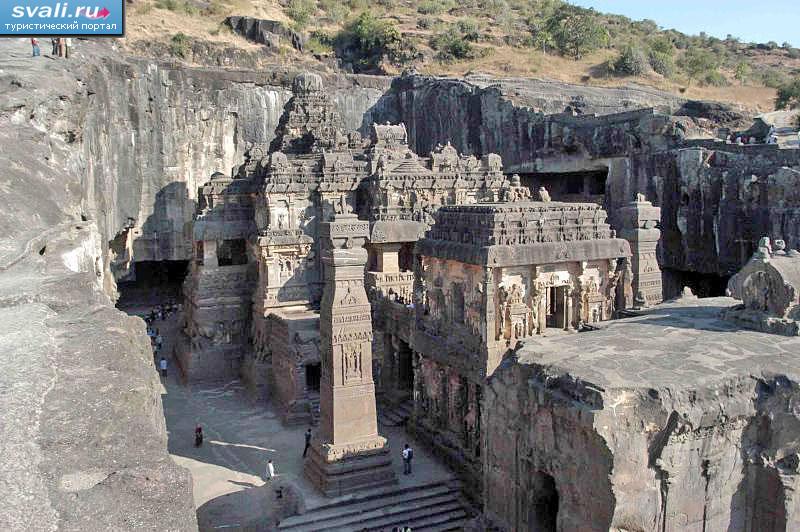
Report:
569,1,797,46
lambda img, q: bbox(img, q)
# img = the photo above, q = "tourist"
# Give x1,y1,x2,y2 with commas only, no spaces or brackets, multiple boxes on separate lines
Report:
57,37,65,57
155,330,163,351
30,38,41,57
194,425,203,447
303,428,312,458
50,38,58,56
159,356,168,378
402,443,413,475
64,38,72,59
265,459,275,481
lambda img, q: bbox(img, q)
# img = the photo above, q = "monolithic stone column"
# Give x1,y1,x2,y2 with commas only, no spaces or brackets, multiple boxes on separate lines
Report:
619,194,663,307
304,211,396,496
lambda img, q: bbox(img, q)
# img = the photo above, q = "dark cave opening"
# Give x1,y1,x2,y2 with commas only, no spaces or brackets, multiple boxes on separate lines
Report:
514,169,608,204
528,471,559,532
305,363,321,393
662,268,731,299
116,260,189,309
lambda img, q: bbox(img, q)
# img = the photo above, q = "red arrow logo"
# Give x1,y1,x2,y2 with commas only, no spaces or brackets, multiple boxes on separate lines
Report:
87,7,110,19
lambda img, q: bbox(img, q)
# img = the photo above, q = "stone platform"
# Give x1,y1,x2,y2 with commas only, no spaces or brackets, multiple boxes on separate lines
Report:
303,441,395,498
513,295,800,389
484,295,800,531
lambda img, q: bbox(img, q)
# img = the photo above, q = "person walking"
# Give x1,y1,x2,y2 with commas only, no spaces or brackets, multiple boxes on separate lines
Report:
402,443,413,475
30,38,41,57
265,459,275,481
155,330,163,351
64,38,72,59
57,37,65,57
302,428,312,458
159,356,168,378
50,38,58,55
194,425,204,447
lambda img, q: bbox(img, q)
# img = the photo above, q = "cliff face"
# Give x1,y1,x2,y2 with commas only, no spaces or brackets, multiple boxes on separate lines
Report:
372,75,799,282
0,40,196,531
484,298,800,532
82,54,388,270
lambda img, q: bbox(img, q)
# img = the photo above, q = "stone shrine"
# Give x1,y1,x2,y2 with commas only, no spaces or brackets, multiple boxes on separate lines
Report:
619,194,663,308
723,237,800,335
303,209,396,496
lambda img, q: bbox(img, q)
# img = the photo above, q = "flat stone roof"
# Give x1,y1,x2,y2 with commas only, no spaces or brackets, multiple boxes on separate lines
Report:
513,296,800,390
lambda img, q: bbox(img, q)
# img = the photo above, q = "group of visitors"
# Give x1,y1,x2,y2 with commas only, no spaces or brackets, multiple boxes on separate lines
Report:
146,302,178,323
30,37,73,58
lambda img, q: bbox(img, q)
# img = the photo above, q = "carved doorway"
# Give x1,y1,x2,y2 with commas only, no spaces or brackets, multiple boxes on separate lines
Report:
397,341,414,394
305,363,321,393
524,471,559,532
546,286,567,329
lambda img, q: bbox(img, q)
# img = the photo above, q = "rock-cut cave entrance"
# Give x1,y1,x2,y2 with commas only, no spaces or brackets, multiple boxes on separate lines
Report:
514,169,608,204
525,471,559,532
662,268,731,299
116,260,189,309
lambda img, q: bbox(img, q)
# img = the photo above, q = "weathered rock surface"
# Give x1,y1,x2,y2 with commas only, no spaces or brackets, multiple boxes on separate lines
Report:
81,49,387,270
370,73,798,283
225,16,306,52
485,297,800,531
0,39,196,530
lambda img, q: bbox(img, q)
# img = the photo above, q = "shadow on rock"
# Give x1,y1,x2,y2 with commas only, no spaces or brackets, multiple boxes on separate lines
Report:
196,480,302,532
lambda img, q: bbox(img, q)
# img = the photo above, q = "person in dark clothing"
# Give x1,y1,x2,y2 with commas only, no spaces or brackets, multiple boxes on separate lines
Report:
303,428,312,457
402,443,413,475
195,426,204,447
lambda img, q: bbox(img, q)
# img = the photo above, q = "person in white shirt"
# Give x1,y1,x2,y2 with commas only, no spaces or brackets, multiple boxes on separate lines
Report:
159,357,167,378
402,444,413,475
266,459,275,481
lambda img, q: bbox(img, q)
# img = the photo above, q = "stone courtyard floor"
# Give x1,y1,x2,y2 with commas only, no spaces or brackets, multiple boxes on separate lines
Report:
127,308,455,531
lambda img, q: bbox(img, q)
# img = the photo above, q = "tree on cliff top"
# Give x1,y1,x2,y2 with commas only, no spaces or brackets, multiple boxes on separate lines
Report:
334,12,415,73
545,5,609,59
775,78,800,110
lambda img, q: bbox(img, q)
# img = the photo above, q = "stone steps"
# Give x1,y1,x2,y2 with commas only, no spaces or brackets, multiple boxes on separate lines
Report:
309,396,320,426
277,479,468,532
377,400,413,427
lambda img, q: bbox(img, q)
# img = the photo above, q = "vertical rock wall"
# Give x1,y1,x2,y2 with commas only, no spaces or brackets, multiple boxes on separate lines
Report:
81,56,387,269
484,359,800,531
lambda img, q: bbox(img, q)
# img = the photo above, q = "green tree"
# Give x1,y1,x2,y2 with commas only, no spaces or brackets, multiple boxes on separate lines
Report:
286,0,315,29
430,32,476,62
615,45,648,76
545,6,609,59
734,61,750,84
335,12,414,73
775,78,800,109
680,48,718,83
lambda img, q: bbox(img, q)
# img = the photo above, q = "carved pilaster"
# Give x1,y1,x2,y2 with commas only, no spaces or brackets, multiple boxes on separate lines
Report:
619,194,663,307
304,211,396,496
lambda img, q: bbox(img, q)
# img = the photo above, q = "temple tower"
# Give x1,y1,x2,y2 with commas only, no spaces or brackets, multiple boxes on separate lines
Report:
304,204,396,496
619,193,663,307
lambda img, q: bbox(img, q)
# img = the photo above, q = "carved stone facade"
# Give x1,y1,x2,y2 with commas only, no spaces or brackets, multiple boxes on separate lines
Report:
182,72,651,503
180,171,256,381
723,237,800,335
409,201,631,489
619,194,664,307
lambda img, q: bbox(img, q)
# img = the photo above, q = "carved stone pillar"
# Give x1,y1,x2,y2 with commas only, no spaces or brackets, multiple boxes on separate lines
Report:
304,212,396,496
619,194,663,307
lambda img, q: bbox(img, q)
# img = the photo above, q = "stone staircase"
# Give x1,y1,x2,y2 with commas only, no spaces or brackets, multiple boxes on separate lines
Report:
277,479,469,532
309,395,320,426
377,400,413,428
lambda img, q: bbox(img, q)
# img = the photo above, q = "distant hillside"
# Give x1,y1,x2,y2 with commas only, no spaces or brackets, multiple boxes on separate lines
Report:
122,0,800,112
